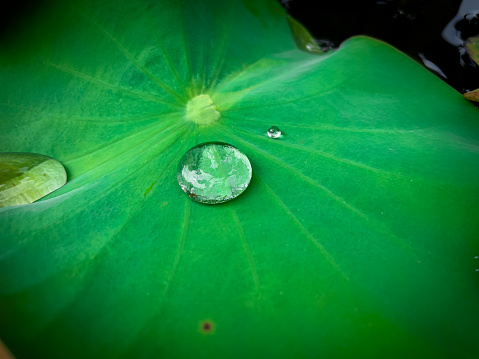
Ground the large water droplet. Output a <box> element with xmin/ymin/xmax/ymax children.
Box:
<box><xmin>177</xmin><ymin>142</ymin><xmax>252</xmax><ymax>204</ymax></box>
<box><xmin>267</xmin><ymin>126</ymin><xmax>282</xmax><ymax>139</ymax></box>
<box><xmin>0</xmin><ymin>152</ymin><xmax>67</xmax><ymax>208</ymax></box>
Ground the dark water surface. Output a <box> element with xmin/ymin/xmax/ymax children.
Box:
<box><xmin>280</xmin><ymin>0</ymin><xmax>479</xmax><ymax>96</ymax></box>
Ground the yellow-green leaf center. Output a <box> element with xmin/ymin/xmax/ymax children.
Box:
<box><xmin>185</xmin><ymin>94</ymin><xmax>220</xmax><ymax>126</ymax></box>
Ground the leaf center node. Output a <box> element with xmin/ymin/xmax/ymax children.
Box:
<box><xmin>185</xmin><ymin>94</ymin><xmax>220</xmax><ymax>126</ymax></box>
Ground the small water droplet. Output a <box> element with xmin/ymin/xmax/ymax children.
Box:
<box><xmin>474</xmin><ymin>255</ymin><xmax>479</xmax><ymax>259</ymax></box>
<box><xmin>177</xmin><ymin>142</ymin><xmax>252</xmax><ymax>204</ymax></box>
<box><xmin>476</xmin><ymin>268</ymin><xmax>479</xmax><ymax>272</ymax></box>
<box><xmin>267</xmin><ymin>126</ymin><xmax>282</xmax><ymax>139</ymax></box>
<box><xmin>0</xmin><ymin>152</ymin><xmax>67</xmax><ymax>208</ymax></box>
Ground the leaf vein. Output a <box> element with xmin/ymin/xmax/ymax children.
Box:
<box><xmin>217</xmin><ymin>128</ymin><xmax>369</xmax><ymax>220</ymax></box>
<box><xmin>45</xmin><ymin>62</ymin><xmax>182</xmax><ymax>108</ymax></box>
<box><xmin>256</xmin><ymin>176</ymin><xmax>349</xmax><ymax>280</ymax></box>
<box><xmin>230</xmin><ymin>208</ymin><xmax>261</xmax><ymax>295</ymax></box>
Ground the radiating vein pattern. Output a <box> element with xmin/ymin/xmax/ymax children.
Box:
<box><xmin>216</xmin><ymin>128</ymin><xmax>370</xmax><ymax>221</ymax></box>
<box><xmin>74</xmin><ymin>6</ymin><xmax>187</xmax><ymax>104</ymax></box>
<box><xmin>231</xmin><ymin>125</ymin><xmax>402</xmax><ymax>178</ymax></box>
<box><xmin>230</xmin><ymin>208</ymin><xmax>261</xmax><ymax>295</ymax></box>
<box><xmin>1</xmin><ymin>0</ymin><xmax>479</xmax><ymax>358</ymax></box>
<box><xmin>45</xmin><ymin>62</ymin><xmax>182</xmax><ymax>108</ymax></box>
<box><xmin>256</xmin><ymin>177</ymin><xmax>348</xmax><ymax>280</ymax></box>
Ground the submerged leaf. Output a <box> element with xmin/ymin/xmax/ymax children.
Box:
<box><xmin>0</xmin><ymin>0</ymin><xmax>479</xmax><ymax>358</ymax></box>
<box><xmin>464</xmin><ymin>88</ymin><xmax>479</xmax><ymax>102</ymax></box>
<box><xmin>466</xmin><ymin>34</ymin><xmax>479</xmax><ymax>66</ymax></box>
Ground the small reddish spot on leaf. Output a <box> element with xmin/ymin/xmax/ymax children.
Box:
<box><xmin>199</xmin><ymin>320</ymin><xmax>215</xmax><ymax>335</ymax></box>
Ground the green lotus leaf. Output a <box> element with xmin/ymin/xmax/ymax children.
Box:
<box><xmin>1</xmin><ymin>0</ymin><xmax>479</xmax><ymax>358</ymax></box>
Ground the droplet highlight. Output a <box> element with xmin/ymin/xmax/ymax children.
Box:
<box><xmin>0</xmin><ymin>152</ymin><xmax>67</xmax><ymax>208</ymax></box>
<box><xmin>177</xmin><ymin>142</ymin><xmax>252</xmax><ymax>204</ymax></box>
<box><xmin>267</xmin><ymin>126</ymin><xmax>282</xmax><ymax>139</ymax></box>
